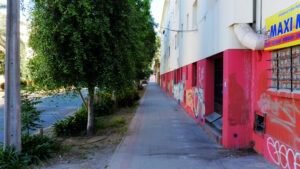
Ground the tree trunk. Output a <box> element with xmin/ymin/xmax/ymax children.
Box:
<box><xmin>87</xmin><ymin>86</ymin><xmax>95</xmax><ymax>136</ymax></box>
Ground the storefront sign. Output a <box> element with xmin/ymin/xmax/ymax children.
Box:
<box><xmin>265</xmin><ymin>2</ymin><xmax>300</xmax><ymax>51</ymax></box>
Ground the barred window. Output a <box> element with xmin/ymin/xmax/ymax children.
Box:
<box><xmin>271</xmin><ymin>46</ymin><xmax>300</xmax><ymax>91</ymax></box>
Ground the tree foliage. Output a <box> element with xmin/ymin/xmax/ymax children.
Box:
<box><xmin>0</xmin><ymin>51</ymin><xmax>4</xmax><ymax>75</ymax></box>
<box><xmin>21</xmin><ymin>95</ymin><xmax>42</xmax><ymax>135</ymax></box>
<box><xmin>30</xmin><ymin>0</ymin><xmax>111</xmax><ymax>89</ymax></box>
<box><xmin>29</xmin><ymin>0</ymin><xmax>157</xmax><ymax>135</ymax></box>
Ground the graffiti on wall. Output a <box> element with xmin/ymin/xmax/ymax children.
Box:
<box><xmin>193</xmin><ymin>88</ymin><xmax>205</xmax><ymax>119</ymax></box>
<box><xmin>186</xmin><ymin>89</ymin><xmax>194</xmax><ymax>108</ymax></box>
<box><xmin>173</xmin><ymin>81</ymin><xmax>185</xmax><ymax>102</ymax></box>
<box><xmin>258</xmin><ymin>93</ymin><xmax>300</xmax><ymax>137</ymax></box>
<box><xmin>167</xmin><ymin>80</ymin><xmax>173</xmax><ymax>94</ymax></box>
<box><xmin>185</xmin><ymin>88</ymin><xmax>205</xmax><ymax>119</ymax></box>
<box><xmin>193</xmin><ymin>67</ymin><xmax>205</xmax><ymax>119</ymax></box>
<box><xmin>267</xmin><ymin>137</ymin><xmax>300</xmax><ymax>169</ymax></box>
<box><xmin>258</xmin><ymin>93</ymin><xmax>300</xmax><ymax>168</ymax></box>
<box><xmin>185</xmin><ymin>67</ymin><xmax>206</xmax><ymax>119</ymax></box>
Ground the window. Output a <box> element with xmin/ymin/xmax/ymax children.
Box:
<box><xmin>175</xmin><ymin>69</ymin><xmax>181</xmax><ymax>84</ymax></box>
<box><xmin>174</xmin><ymin>71</ymin><xmax>177</xmax><ymax>84</ymax></box>
<box><xmin>178</xmin><ymin>69</ymin><xmax>181</xmax><ymax>82</ymax></box>
<box><xmin>175</xmin><ymin>33</ymin><xmax>179</xmax><ymax>49</ymax></box>
<box><xmin>186</xmin><ymin>66</ymin><xmax>188</xmax><ymax>81</ymax></box>
<box><xmin>192</xmin><ymin>0</ymin><xmax>198</xmax><ymax>28</ymax></box>
<box><xmin>180</xmin><ymin>68</ymin><xmax>183</xmax><ymax>82</ymax></box>
<box><xmin>254</xmin><ymin>114</ymin><xmax>266</xmax><ymax>134</ymax></box>
<box><xmin>186</xmin><ymin>14</ymin><xmax>189</xmax><ymax>30</ymax></box>
<box><xmin>271</xmin><ymin>46</ymin><xmax>300</xmax><ymax>91</ymax></box>
<box><xmin>175</xmin><ymin>34</ymin><xmax>177</xmax><ymax>49</ymax></box>
<box><xmin>192</xmin><ymin>62</ymin><xmax>197</xmax><ymax>86</ymax></box>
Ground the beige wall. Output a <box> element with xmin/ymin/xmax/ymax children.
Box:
<box><xmin>160</xmin><ymin>0</ymin><xmax>300</xmax><ymax>74</ymax></box>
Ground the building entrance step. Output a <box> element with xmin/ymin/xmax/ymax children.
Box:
<box><xmin>204</xmin><ymin>122</ymin><xmax>222</xmax><ymax>144</ymax></box>
<box><xmin>212</xmin><ymin>118</ymin><xmax>223</xmax><ymax>132</ymax></box>
<box><xmin>205</xmin><ymin>112</ymin><xmax>222</xmax><ymax>123</ymax></box>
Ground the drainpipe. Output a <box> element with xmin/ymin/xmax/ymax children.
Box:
<box><xmin>233</xmin><ymin>23</ymin><xmax>265</xmax><ymax>50</ymax></box>
<box><xmin>233</xmin><ymin>0</ymin><xmax>264</xmax><ymax>50</ymax></box>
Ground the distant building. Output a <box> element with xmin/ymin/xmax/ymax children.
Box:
<box><xmin>153</xmin><ymin>58</ymin><xmax>160</xmax><ymax>84</ymax></box>
<box><xmin>160</xmin><ymin>0</ymin><xmax>300</xmax><ymax>168</ymax></box>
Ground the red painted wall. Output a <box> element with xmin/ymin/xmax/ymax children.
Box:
<box><xmin>223</xmin><ymin>50</ymin><xmax>253</xmax><ymax>149</ymax></box>
<box><xmin>161</xmin><ymin>50</ymin><xmax>253</xmax><ymax>148</ymax></box>
<box><xmin>160</xmin><ymin>58</ymin><xmax>214</xmax><ymax>124</ymax></box>
<box><xmin>252</xmin><ymin>50</ymin><xmax>300</xmax><ymax>169</ymax></box>
<box><xmin>160</xmin><ymin>48</ymin><xmax>300</xmax><ymax>168</ymax></box>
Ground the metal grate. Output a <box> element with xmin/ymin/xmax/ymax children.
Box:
<box><xmin>269</xmin><ymin>46</ymin><xmax>300</xmax><ymax>91</ymax></box>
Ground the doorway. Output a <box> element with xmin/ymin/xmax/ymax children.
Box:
<box><xmin>205</xmin><ymin>56</ymin><xmax>223</xmax><ymax>134</ymax></box>
<box><xmin>214</xmin><ymin>58</ymin><xmax>223</xmax><ymax>115</ymax></box>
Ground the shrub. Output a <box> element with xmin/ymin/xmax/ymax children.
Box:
<box><xmin>0</xmin><ymin>135</ymin><xmax>59</xmax><ymax>169</ymax></box>
<box><xmin>0</xmin><ymin>147</ymin><xmax>29</xmax><ymax>169</ymax></box>
<box><xmin>116</xmin><ymin>88</ymin><xmax>140</xmax><ymax>107</ymax></box>
<box><xmin>94</xmin><ymin>91</ymin><xmax>115</xmax><ymax>116</ymax></box>
<box><xmin>53</xmin><ymin>107</ymin><xmax>87</xmax><ymax>137</ymax></box>
<box><xmin>22</xmin><ymin>134</ymin><xmax>60</xmax><ymax>164</ymax></box>
<box><xmin>21</xmin><ymin>95</ymin><xmax>42</xmax><ymax>135</ymax></box>
<box><xmin>94</xmin><ymin>100</ymin><xmax>114</xmax><ymax>116</ymax></box>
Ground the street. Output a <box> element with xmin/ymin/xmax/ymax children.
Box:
<box><xmin>0</xmin><ymin>90</ymin><xmax>87</xmax><ymax>142</ymax></box>
<box><xmin>108</xmin><ymin>83</ymin><xmax>276</xmax><ymax>169</ymax></box>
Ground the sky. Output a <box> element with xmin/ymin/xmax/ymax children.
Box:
<box><xmin>151</xmin><ymin>0</ymin><xmax>165</xmax><ymax>27</ymax></box>
<box><xmin>0</xmin><ymin>0</ymin><xmax>165</xmax><ymax>29</ymax></box>
<box><xmin>0</xmin><ymin>0</ymin><xmax>31</xmax><ymax>21</ymax></box>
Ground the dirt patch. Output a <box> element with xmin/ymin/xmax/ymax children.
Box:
<box><xmin>36</xmin><ymin>89</ymin><xmax>146</xmax><ymax>169</ymax></box>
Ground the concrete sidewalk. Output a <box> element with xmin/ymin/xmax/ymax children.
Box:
<box><xmin>108</xmin><ymin>83</ymin><xmax>276</xmax><ymax>169</ymax></box>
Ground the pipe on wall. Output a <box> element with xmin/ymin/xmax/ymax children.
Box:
<box><xmin>233</xmin><ymin>23</ymin><xmax>265</xmax><ymax>50</ymax></box>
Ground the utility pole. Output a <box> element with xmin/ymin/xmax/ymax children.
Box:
<box><xmin>4</xmin><ymin>0</ymin><xmax>21</xmax><ymax>151</ymax></box>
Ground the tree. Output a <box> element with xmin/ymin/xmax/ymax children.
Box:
<box><xmin>0</xmin><ymin>13</ymin><xmax>29</xmax><ymax>77</ymax></box>
<box><xmin>29</xmin><ymin>0</ymin><xmax>158</xmax><ymax>135</ymax></box>
<box><xmin>0</xmin><ymin>14</ymin><xmax>6</xmax><ymax>75</ymax></box>
<box><xmin>103</xmin><ymin>0</ymin><xmax>157</xmax><ymax>93</ymax></box>
<box><xmin>29</xmin><ymin>0</ymin><xmax>111</xmax><ymax>135</ymax></box>
<box><xmin>129</xmin><ymin>0</ymin><xmax>157</xmax><ymax>81</ymax></box>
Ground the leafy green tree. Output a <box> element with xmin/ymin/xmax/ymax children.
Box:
<box><xmin>103</xmin><ymin>0</ymin><xmax>157</xmax><ymax>93</ymax></box>
<box><xmin>129</xmin><ymin>0</ymin><xmax>157</xmax><ymax>81</ymax></box>
<box><xmin>29</xmin><ymin>0</ymin><xmax>111</xmax><ymax>135</ymax></box>
<box><xmin>0</xmin><ymin>14</ymin><xmax>5</xmax><ymax>75</ymax></box>
<box><xmin>102</xmin><ymin>0</ymin><xmax>135</xmax><ymax>93</ymax></box>
<box><xmin>0</xmin><ymin>13</ymin><xmax>29</xmax><ymax>77</ymax></box>
<box><xmin>29</xmin><ymin>0</ymin><xmax>157</xmax><ymax>135</ymax></box>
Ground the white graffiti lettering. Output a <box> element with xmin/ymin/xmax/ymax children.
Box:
<box><xmin>267</xmin><ymin>137</ymin><xmax>300</xmax><ymax>169</ymax></box>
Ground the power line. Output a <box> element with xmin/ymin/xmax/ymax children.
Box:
<box><xmin>160</xmin><ymin>26</ymin><xmax>198</xmax><ymax>33</ymax></box>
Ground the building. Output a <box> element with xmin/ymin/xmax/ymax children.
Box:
<box><xmin>160</xmin><ymin>0</ymin><xmax>300</xmax><ymax>168</ymax></box>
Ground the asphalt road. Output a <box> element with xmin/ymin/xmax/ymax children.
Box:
<box><xmin>0</xmin><ymin>89</ymin><xmax>87</xmax><ymax>142</ymax></box>
<box><xmin>108</xmin><ymin>83</ymin><xmax>276</xmax><ymax>169</ymax></box>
